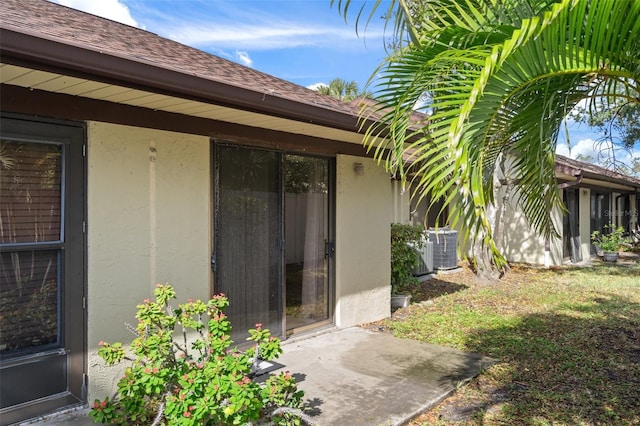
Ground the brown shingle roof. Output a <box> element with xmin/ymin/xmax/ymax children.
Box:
<box><xmin>555</xmin><ymin>154</ymin><xmax>640</xmax><ymax>187</ymax></box>
<box><xmin>0</xmin><ymin>0</ymin><xmax>362</xmax><ymax>120</ymax></box>
<box><xmin>6</xmin><ymin>2</ymin><xmax>634</xmax><ymax>187</ymax></box>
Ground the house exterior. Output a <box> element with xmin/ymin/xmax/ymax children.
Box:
<box><xmin>494</xmin><ymin>154</ymin><xmax>638</xmax><ymax>266</ymax></box>
<box><xmin>550</xmin><ymin>155</ymin><xmax>639</xmax><ymax>264</ymax></box>
<box><xmin>0</xmin><ymin>1</ymin><xmax>395</xmax><ymax>423</ymax></box>
<box><xmin>397</xmin><ymin>154</ymin><xmax>640</xmax><ymax>267</ymax></box>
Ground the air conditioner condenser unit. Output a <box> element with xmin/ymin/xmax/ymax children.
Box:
<box><xmin>427</xmin><ymin>229</ymin><xmax>458</xmax><ymax>270</ymax></box>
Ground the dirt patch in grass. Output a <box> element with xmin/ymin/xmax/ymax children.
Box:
<box><xmin>383</xmin><ymin>261</ymin><xmax>640</xmax><ymax>425</ymax></box>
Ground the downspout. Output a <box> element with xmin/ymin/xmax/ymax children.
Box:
<box><xmin>548</xmin><ymin>171</ymin><xmax>583</xmax><ymax>268</ymax></box>
<box><xmin>557</xmin><ymin>172</ymin><xmax>583</xmax><ymax>190</ymax></box>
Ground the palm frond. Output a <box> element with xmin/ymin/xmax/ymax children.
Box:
<box><xmin>351</xmin><ymin>0</ymin><xmax>640</xmax><ymax>268</ymax></box>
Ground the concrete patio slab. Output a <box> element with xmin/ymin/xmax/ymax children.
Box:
<box><xmin>20</xmin><ymin>327</ymin><xmax>494</xmax><ymax>426</ymax></box>
<box><xmin>275</xmin><ymin>327</ymin><xmax>494</xmax><ymax>425</ymax></box>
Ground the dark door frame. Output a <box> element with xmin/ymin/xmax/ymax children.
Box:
<box><xmin>283</xmin><ymin>153</ymin><xmax>335</xmax><ymax>336</ymax></box>
<box><xmin>0</xmin><ymin>113</ymin><xmax>87</xmax><ymax>425</ymax></box>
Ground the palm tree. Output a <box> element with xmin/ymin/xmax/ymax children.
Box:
<box><xmin>334</xmin><ymin>0</ymin><xmax>640</xmax><ymax>277</ymax></box>
<box><xmin>316</xmin><ymin>78</ymin><xmax>370</xmax><ymax>101</ymax></box>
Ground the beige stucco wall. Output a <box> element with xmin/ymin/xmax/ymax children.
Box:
<box><xmin>86</xmin><ymin>122</ymin><xmax>210</xmax><ymax>398</ymax></box>
<box><xmin>390</xmin><ymin>174</ymin><xmax>571</xmax><ymax>267</ymax></box>
<box><xmin>390</xmin><ymin>179</ymin><xmax>411</xmax><ymax>224</ymax></box>
<box><xmin>549</xmin><ymin>199</ymin><xmax>564</xmax><ymax>265</ymax></box>
<box><xmin>496</xmin><ymin>186</ymin><xmax>566</xmax><ymax>266</ymax></box>
<box><xmin>335</xmin><ymin>155</ymin><xmax>391</xmax><ymax>327</ymax></box>
<box><xmin>496</xmin><ymin>193</ymin><xmax>546</xmax><ymax>265</ymax></box>
<box><xmin>500</xmin><ymin>186</ymin><xmax>596</xmax><ymax>267</ymax></box>
<box><xmin>84</xmin><ymin>136</ymin><xmax>393</xmax><ymax>399</ymax></box>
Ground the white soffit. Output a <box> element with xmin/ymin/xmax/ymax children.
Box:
<box><xmin>557</xmin><ymin>171</ymin><xmax>637</xmax><ymax>192</ymax></box>
<box><xmin>581</xmin><ymin>177</ymin><xmax>637</xmax><ymax>192</ymax></box>
<box><xmin>0</xmin><ymin>63</ymin><xmax>365</xmax><ymax>144</ymax></box>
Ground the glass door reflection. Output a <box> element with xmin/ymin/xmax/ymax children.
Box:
<box><xmin>284</xmin><ymin>155</ymin><xmax>331</xmax><ymax>333</ymax></box>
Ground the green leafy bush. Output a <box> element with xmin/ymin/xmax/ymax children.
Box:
<box><xmin>591</xmin><ymin>225</ymin><xmax>629</xmax><ymax>253</ymax></box>
<box><xmin>89</xmin><ymin>284</ymin><xmax>305</xmax><ymax>425</ymax></box>
<box><xmin>390</xmin><ymin>223</ymin><xmax>425</xmax><ymax>294</ymax></box>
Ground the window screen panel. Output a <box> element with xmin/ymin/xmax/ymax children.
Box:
<box><xmin>0</xmin><ymin>141</ymin><xmax>62</xmax><ymax>244</ymax></box>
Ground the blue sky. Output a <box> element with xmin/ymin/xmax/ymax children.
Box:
<box><xmin>50</xmin><ymin>0</ymin><xmax>638</xmax><ymax>170</ymax></box>
<box><xmin>52</xmin><ymin>0</ymin><xmax>389</xmax><ymax>91</ymax></box>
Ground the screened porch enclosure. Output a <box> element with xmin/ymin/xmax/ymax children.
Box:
<box><xmin>214</xmin><ymin>145</ymin><xmax>333</xmax><ymax>342</ymax></box>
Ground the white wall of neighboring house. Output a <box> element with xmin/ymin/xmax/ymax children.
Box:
<box><xmin>86</xmin><ymin>122</ymin><xmax>211</xmax><ymax>398</ymax></box>
<box><xmin>499</xmin><ymin>186</ymin><xmax>597</xmax><ymax>267</ymax></box>
<box><xmin>504</xmin><ymin>185</ymin><xmax>638</xmax><ymax>267</ymax></box>
<box><xmin>388</xmin><ymin>175</ymin><xmax>606</xmax><ymax>267</ymax></box>
<box><xmin>335</xmin><ymin>154</ymin><xmax>392</xmax><ymax>328</ymax></box>
<box><xmin>498</xmin><ymin>197</ymin><xmax>549</xmax><ymax>265</ymax></box>
<box><xmin>549</xmin><ymin>202</ymin><xmax>564</xmax><ymax>266</ymax></box>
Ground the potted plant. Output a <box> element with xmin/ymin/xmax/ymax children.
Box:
<box><xmin>591</xmin><ymin>225</ymin><xmax>629</xmax><ymax>262</ymax></box>
<box><xmin>390</xmin><ymin>223</ymin><xmax>425</xmax><ymax>308</ymax></box>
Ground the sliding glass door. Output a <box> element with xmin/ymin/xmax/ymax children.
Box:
<box><xmin>284</xmin><ymin>155</ymin><xmax>331</xmax><ymax>334</ymax></box>
<box><xmin>213</xmin><ymin>145</ymin><xmax>333</xmax><ymax>342</ymax></box>
<box><xmin>214</xmin><ymin>146</ymin><xmax>283</xmax><ymax>341</ymax></box>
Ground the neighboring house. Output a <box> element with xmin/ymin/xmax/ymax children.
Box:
<box><xmin>392</xmin><ymin>154</ymin><xmax>640</xmax><ymax>267</ymax></box>
<box><xmin>0</xmin><ymin>1</ymin><xmax>395</xmax><ymax>423</ymax></box>
<box><xmin>550</xmin><ymin>155</ymin><xmax>639</xmax><ymax>264</ymax></box>
<box><xmin>499</xmin><ymin>154</ymin><xmax>639</xmax><ymax>266</ymax></box>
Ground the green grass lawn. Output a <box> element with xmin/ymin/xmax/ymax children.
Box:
<box><xmin>387</xmin><ymin>263</ymin><xmax>640</xmax><ymax>426</ymax></box>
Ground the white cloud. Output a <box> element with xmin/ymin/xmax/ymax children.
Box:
<box><xmin>307</xmin><ymin>82</ymin><xmax>328</xmax><ymax>91</ymax></box>
<box><xmin>556</xmin><ymin>138</ymin><xmax>598</xmax><ymax>159</ymax></box>
<box><xmin>557</xmin><ymin>137</ymin><xmax>640</xmax><ymax>174</ymax></box>
<box><xmin>137</xmin><ymin>1</ymin><xmax>384</xmax><ymax>51</ymax></box>
<box><xmin>52</xmin><ymin>0</ymin><xmax>138</xmax><ymax>27</ymax></box>
<box><xmin>235</xmin><ymin>51</ymin><xmax>253</xmax><ymax>67</ymax></box>
<box><xmin>166</xmin><ymin>24</ymin><xmax>366</xmax><ymax>50</ymax></box>
<box><xmin>207</xmin><ymin>47</ymin><xmax>233</xmax><ymax>60</ymax></box>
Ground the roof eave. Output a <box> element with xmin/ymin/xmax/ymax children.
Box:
<box><xmin>0</xmin><ymin>27</ymin><xmax>375</xmax><ymax>134</ymax></box>
<box><xmin>555</xmin><ymin>161</ymin><xmax>640</xmax><ymax>192</ymax></box>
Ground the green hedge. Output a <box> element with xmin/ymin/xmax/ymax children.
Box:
<box><xmin>391</xmin><ymin>223</ymin><xmax>424</xmax><ymax>294</ymax></box>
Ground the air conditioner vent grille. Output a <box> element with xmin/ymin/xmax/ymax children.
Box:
<box><xmin>427</xmin><ymin>229</ymin><xmax>458</xmax><ymax>270</ymax></box>
<box><xmin>414</xmin><ymin>239</ymin><xmax>433</xmax><ymax>276</ymax></box>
